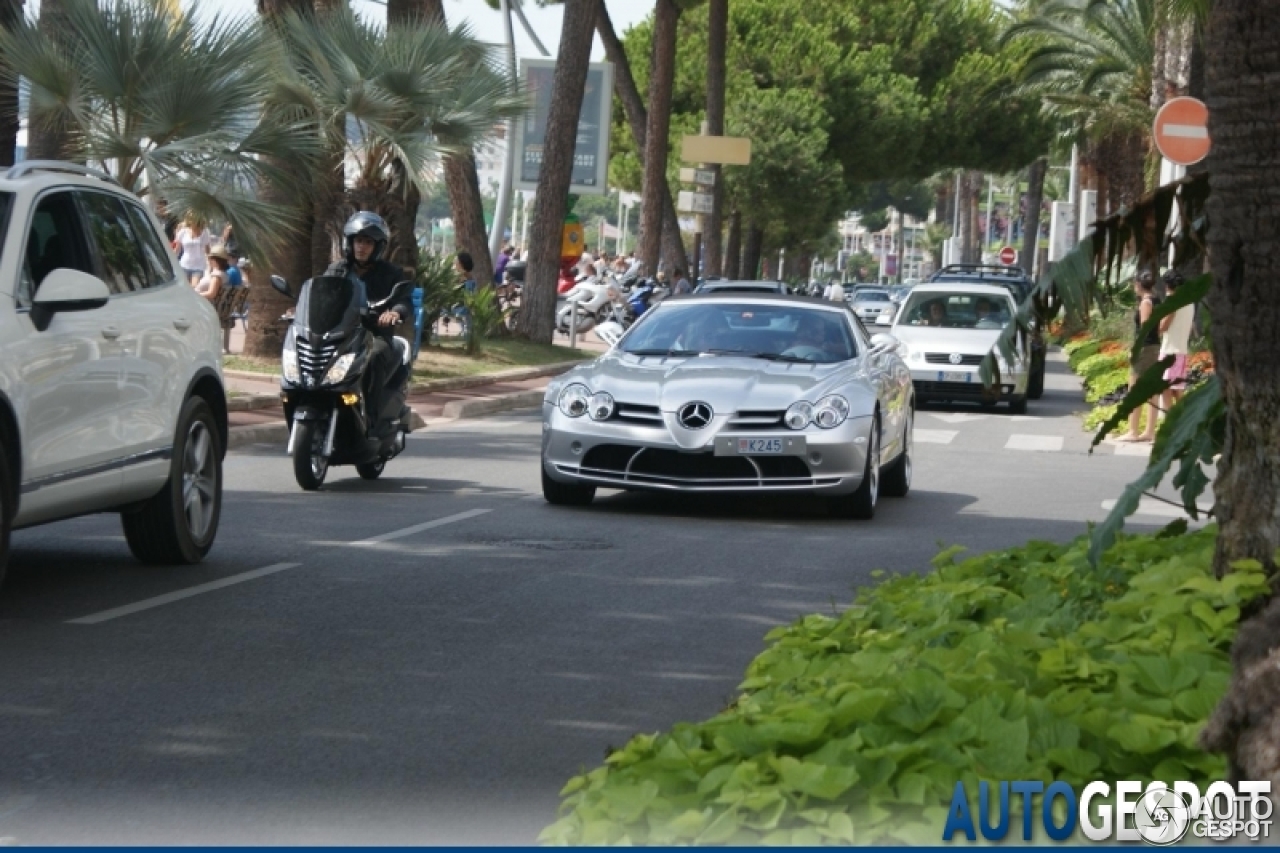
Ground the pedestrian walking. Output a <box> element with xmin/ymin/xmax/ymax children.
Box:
<box><xmin>1158</xmin><ymin>271</ymin><xmax>1195</xmax><ymax>410</ymax></box>
<box><xmin>1119</xmin><ymin>271</ymin><xmax>1162</xmax><ymax>442</ymax></box>
<box><xmin>493</xmin><ymin>244</ymin><xmax>513</xmax><ymax>285</ymax></box>
<box><xmin>672</xmin><ymin>268</ymin><xmax>693</xmax><ymax>295</ymax></box>
<box><xmin>174</xmin><ymin>215</ymin><xmax>212</xmax><ymax>286</ymax></box>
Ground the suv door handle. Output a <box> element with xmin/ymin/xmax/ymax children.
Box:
<box><xmin>173</xmin><ymin>317</ymin><xmax>191</xmax><ymax>331</ymax></box>
<box><xmin>101</xmin><ymin>325</ymin><xmax>122</xmax><ymax>340</ymax></box>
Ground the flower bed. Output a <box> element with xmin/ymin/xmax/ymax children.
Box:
<box><xmin>541</xmin><ymin>525</ymin><xmax>1265</xmax><ymax>846</ymax></box>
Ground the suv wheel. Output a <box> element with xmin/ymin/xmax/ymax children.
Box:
<box><xmin>0</xmin><ymin>447</ymin><xmax>12</xmax><ymax>589</ymax></box>
<box><xmin>122</xmin><ymin>397</ymin><xmax>222</xmax><ymax>564</ymax></box>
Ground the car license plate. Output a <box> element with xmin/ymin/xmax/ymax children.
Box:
<box><xmin>938</xmin><ymin>371</ymin><xmax>971</xmax><ymax>383</ymax></box>
<box><xmin>739</xmin><ymin>438</ymin><xmax>783</xmax><ymax>454</ymax></box>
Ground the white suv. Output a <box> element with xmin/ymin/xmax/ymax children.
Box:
<box><xmin>0</xmin><ymin>162</ymin><xmax>227</xmax><ymax>589</ymax></box>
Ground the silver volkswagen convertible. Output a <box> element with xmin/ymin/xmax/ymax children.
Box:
<box><xmin>540</xmin><ymin>294</ymin><xmax>914</xmax><ymax>519</ymax></box>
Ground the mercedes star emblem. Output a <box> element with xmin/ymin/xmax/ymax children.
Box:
<box><xmin>677</xmin><ymin>402</ymin><xmax>713</xmax><ymax>430</ymax></box>
<box><xmin>949</xmin><ymin>352</ymin><xmax>964</xmax><ymax>365</ymax></box>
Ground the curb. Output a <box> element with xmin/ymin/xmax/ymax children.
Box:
<box><xmin>227</xmin><ymin>393</ymin><xmax>281</xmax><ymax>412</ymax></box>
<box><xmin>440</xmin><ymin>389</ymin><xmax>546</xmax><ymax>420</ymax></box>
<box><xmin>408</xmin><ymin>360</ymin><xmax>584</xmax><ymax>392</ymax></box>
<box><xmin>227</xmin><ymin>421</ymin><xmax>289</xmax><ymax>450</ymax></box>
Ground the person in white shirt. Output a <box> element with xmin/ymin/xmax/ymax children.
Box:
<box><xmin>174</xmin><ymin>216</ymin><xmax>212</xmax><ymax>285</ymax></box>
<box><xmin>1158</xmin><ymin>271</ymin><xmax>1196</xmax><ymax>408</ymax></box>
<box><xmin>577</xmin><ymin>246</ymin><xmax>596</xmax><ymax>277</ymax></box>
<box><xmin>826</xmin><ymin>280</ymin><xmax>845</xmax><ymax>302</ymax></box>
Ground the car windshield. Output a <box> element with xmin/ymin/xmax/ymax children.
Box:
<box><xmin>621</xmin><ymin>303</ymin><xmax>857</xmax><ymax>363</ymax></box>
<box><xmin>853</xmin><ymin>290</ymin><xmax>890</xmax><ymax>303</ymax></box>
<box><xmin>900</xmin><ymin>292</ymin><xmax>1011</xmax><ymax>329</ymax></box>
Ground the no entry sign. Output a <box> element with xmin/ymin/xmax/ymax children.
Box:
<box><xmin>998</xmin><ymin>246</ymin><xmax>1018</xmax><ymax>266</ymax></box>
<box><xmin>1154</xmin><ymin>97</ymin><xmax>1211</xmax><ymax>166</ymax></box>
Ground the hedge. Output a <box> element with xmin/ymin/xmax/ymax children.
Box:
<box><xmin>541</xmin><ymin>525</ymin><xmax>1268</xmax><ymax>846</ymax></box>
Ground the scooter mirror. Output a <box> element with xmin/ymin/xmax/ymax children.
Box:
<box><xmin>270</xmin><ymin>275</ymin><xmax>293</xmax><ymax>299</ymax></box>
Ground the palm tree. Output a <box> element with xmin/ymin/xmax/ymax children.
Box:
<box><xmin>1196</xmin><ymin>0</ymin><xmax>1280</xmax><ymax>785</ymax></box>
<box><xmin>0</xmin><ymin>0</ymin><xmax>20</xmax><ymax>166</ymax></box>
<box><xmin>1005</xmin><ymin>0</ymin><xmax>1157</xmax><ymax>212</ymax></box>
<box><xmin>263</xmin><ymin>6</ymin><xmax>523</xmax><ymax>269</ymax></box>
<box><xmin>0</xmin><ymin>0</ymin><xmax>306</xmax><ymax>244</ymax></box>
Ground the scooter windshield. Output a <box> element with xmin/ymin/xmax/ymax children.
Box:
<box><xmin>299</xmin><ymin>275</ymin><xmax>361</xmax><ymax>335</ymax></box>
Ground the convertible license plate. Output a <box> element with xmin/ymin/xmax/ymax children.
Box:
<box><xmin>716</xmin><ymin>436</ymin><xmax>806</xmax><ymax>456</ymax></box>
<box><xmin>938</xmin><ymin>371</ymin><xmax>972</xmax><ymax>383</ymax></box>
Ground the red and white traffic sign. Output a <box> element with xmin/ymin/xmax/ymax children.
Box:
<box><xmin>1154</xmin><ymin>97</ymin><xmax>1211</xmax><ymax>166</ymax></box>
<box><xmin>998</xmin><ymin>246</ymin><xmax>1018</xmax><ymax>266</ymax></box>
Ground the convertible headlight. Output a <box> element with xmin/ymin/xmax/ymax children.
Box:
<box><xmin>812</xmin><ymin>395</ymin><xmax>850</xmax><ymax>429</ymax></box>
<box><xmin>588</xmin><ymin>391</ymin><xmax>615</xmax><ymax>421</ymax></box>
<box><xmin>282</xmin><ymin>347</ymin><xmax>300</xmax><ymax>383</ymax></box>
<box><xmin>324</xmin><ymin>353</ymin><xmax>357</xmax><ymax>384</ymax></box>
<box><xmin>784</xmin><ymin>401</ymin><xmax>814</xmax><ymax>430</ymax></box>
<box><xmin>558</xmin><ymin>383</ymin><xmax>592</xmax><ymax>418</ymax></box>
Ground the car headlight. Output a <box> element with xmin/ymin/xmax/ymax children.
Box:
<box><xmin>558</xmin><ymin>383</ymin><xmax>592</xmax><ymax>418</ymax></box>
<box><xmin>324</xmin><ymin>353</ymin><xmax>357</xmax><ymax>384</ymax></box>
<box><xmin>282</xmin><ymin>347</ymin><xmax>300</xmax><ymax>383</ymax></box>
<box><xmin>784</xmin><ymin>401</ymin><xmax>813</xmax><ymax>430</ymax></box>
<box><xmin>812</xmin><ymin>395</ymin><xmax>850</xmax><ymax>429</ymax></box>
<box><xmin>588</xmin><ymin>391</ymin><xmax>615</xmax><ymax>421</ymax></box>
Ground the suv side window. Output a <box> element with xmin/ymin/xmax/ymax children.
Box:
<box><xmin>17</xmin><ymin>191</ymin><xmax>96</xmax><ymax>308</ymax></box>
<box><xmin>77</xmin><ymin>191</ymin><xmax>154</xmax><ymax>294</ymax></box>
<box><xmin>125</xmin><ymin>202</ymin><xmax>178</xmax><ymax>287</ymax></box>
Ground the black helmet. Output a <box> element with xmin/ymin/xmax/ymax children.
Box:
<box><xmin>343</xmin><ymin>211</ymin><xmax>389</xmax><ymax>263</ymax></box>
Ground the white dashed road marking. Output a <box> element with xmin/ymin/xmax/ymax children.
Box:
<box><xmin>1111</xmin><ymin>442</ymin><xmax>1153</xmax><ymax>457</ymax></box>
<box><xmin>1101</xmin><ymin>498</ymin><xmax>1210</xmax><ymax>518</ymax></box>
<box><xmin>925</xmin><ymin>413</ymin><xmax>990</xmax><ymax>424</ymax></box>
<box><xmin>914</xmin><ymin>429</ymin><xmax>959</xmax><ymax>445</ymax></box>
<box><xmin>347</xmin><ymin>508</ymin><xmax>492</xmax><ymax>547</ymax></box>
<box><xmin>67</xmin><ymin>563</ymin><xmax>302</xmax><ymax>625</ymax></box>
<box><xmin>1005</xmin><ymin>435</ymin><xmax>1064</xmax><ymax>452</ymax></box>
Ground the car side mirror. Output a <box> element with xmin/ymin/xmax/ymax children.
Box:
<box><xmin>270</xmin><ymin>274</ymin><xmax>293</xmax><ymax>299</ymax></box>
<box><xmin>869</xmin><ymin>333</ymin><xmax>899</xmax><ymax>355</ymax></box>
<box><xmin>30</xmin><ymin>269</ymin><xmax>111</xmax><ymax>332</ymax></box>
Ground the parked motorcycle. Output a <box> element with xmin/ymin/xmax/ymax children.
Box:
<box><xmin>556</xmin><ymin>277</ymin><xmax>619</xmax><ymax>335</ymax></box>
<box><xmin>271</xmin><ymin>274</ymin><xmax>416</xmax><ymax>491</ymax></box>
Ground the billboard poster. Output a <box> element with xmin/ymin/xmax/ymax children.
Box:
<box><xmin>513</xmin><ymin>59</ymin><xmax>613</xmax><ymax>195</ymax></box>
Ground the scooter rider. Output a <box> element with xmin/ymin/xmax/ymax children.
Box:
<box><xmin>326</xmin><ymin>212</ymin><xmax>412</xmax><ymax>435</ymax></box>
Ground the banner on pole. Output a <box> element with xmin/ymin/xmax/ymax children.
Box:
<box><xmin>513</xmin><ymin>59</ymin><xmax>613</xmax><ymax>195</ymax></box>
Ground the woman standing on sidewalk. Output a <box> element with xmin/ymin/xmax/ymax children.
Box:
<box><xmin>1119</xmin><ymin>271</ymin><xmax>1162</xmax><ymax>442</ymax></box>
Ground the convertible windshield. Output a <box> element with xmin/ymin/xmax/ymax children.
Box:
<box><xmin>900</xmin><ymin>292</ymin><xmax>1012</xmax><ymax>330</ymax></box>
<box><xmin>621</xmin><ymin>303</ymin><xmax>856</xmax><ymax>363</ymax></box>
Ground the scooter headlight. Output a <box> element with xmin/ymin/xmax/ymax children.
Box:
<box><xmin>812</xmin><ymin>395</ymin><xmax>850</xmax><ymax>429</ymax></box>
<box><xmin>588</xmin><ymin>391</ymin><xmax>615</xmax><ymax>421</ymax></box>
<box><xmin>558</xmin><ymin>383</ymin><xmax>592</xmax><ymax>418</ymax></box>
<box><xmin>324</xmin><ymin>353</ymin><xmax>357</xmax><ymax>384</ymax></box>
<box><xmin>784</xmin><ymin>401</ymin><xmax>814</xmax><ymax>430</ymax></box>
<box><xmin>282</xmin><ymin>346</ymin><xmax>300</xmax><ymax>383</ymax></box>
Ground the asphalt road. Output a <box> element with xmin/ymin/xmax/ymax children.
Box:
<box><xmin>0</xmin><ymin>355</ymin><xmax>1179</xmax><ymax>844</ymax></box>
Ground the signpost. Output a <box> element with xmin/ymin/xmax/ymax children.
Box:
<box><xmin>998</xmin><ymin>246</ymin><xmax>1018</xmax><ymax>266</ymax></box>
<box><xmin>680</xmin><ymin>135</ymin><xmax>751</xmax><ymax>278</ymax></box>
<box><xmin>512</xmin><ymin>59</ymin><xmax>614</xmax><ymax>194</ymax></box>
<box><xmin>1153</xmin><ymin>96</ymin><xmax>1211</xmax><ymax>166</ymax></box>
<box><xmin>677</xmin><ymin>190</ymin><xmax>715</xmax><ymax>215</ymax></box>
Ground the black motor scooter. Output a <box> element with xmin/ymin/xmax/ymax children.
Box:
<box><xmin>271</xmin><ymin>274</ymin><xmax>416</xmax><ymax>490</ymax></box>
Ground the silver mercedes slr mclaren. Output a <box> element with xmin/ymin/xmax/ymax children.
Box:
<box><xmin>540</xmin><ymin>293</ymin><xmax>915</xmax><ymax>519</ymax></box>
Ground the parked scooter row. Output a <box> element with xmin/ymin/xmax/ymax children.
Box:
<box><xmin>556</xmin><ymin>270</ymin><xmax>669</xmax><ymax>338</ymax></box>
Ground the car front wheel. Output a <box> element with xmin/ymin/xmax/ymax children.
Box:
<box><xmin>829</xmin><ymin>416</ymin><xmax>879</xmax><ymax>520</ymax></box>
<box><xmin>881</xmin><ymin>409</ymin><xmax>912</xmax><ymax>498</ymax></box>
<box><xmin>0</xmin><ymin>445</ymin><xmax>12</xmax><ymax>589</ymax></box>
<box><xmin>542</xmin><ymin>466</ymin><xmax>596</xmax><ymax>506</ymax></box>
<box><xmin>122</xmin><ymin>396</ymin><xmax>222</xmax><ymax>565</ymax></box>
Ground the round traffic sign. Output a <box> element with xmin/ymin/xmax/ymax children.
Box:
<box><xmin>998</xmin><ymin>246</ymin><xmax>1018</xmax><ymax>266</ymax></box>
<box><xmin>1154</xmin><ymin>97</ymin><xmax>1210</xmax><ymax>166</ymax></box>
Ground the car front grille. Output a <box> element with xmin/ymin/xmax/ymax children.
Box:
<box><xmin>916</xmin><ymin>380</ymin><xmax>1001</xmax><ymax>396</ymax></box>
<box><xmin>568</xmin><ymin>444</ymin><xmax>835</xmax><ymax>490</ymax></box>
<box><xmin>925</xmin><ymin>353</ymin><xmax>985</xmax><ymax>366</ymax></box>
<box><xmin>728</xmin><ymin>410</ymin><xmax>784</xmax><ymax>430</ymax></box>
<box><xmin>611</xmin><ymin>403</ymin><xmax>662</xmax><ymax>425</ymax></box>
<box><xmin>296</xmin><ymin>337</ymin><xmax>337</xmax><ymax>376</ymax></box>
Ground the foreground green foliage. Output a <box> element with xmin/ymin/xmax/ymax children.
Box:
<box><xmin>542</xmin><ymin>526</ymin><xmax>1267</xmax><ymax>846</ymax></box>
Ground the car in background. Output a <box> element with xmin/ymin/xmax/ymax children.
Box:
<box><xmin>925</xmin><ymin>264</ymin><xmax>1045</xmax><ymax>398</ymax></box>
<box><xmin>541</xmin><ymin>293</ymin><xmax>914</xmax><ymax>520</ymax></box>
<box><xmin>693</xmin><ymin>279</ymin><xmax>790</xmax><ymax>295</ymax></box>
<box><xmin>884</xmin><ymin>282</ymin><xmax>1029</xmax><ymax>413</ymax></box>
<box><xmin>848</xmin><ymin>285</ymin><xmax>895</xmax><ymax>323</ymax></box>
<box><xmin>0</xmin><ymin>161</ymin><xmax>227</xmax><ymax>592</ymax></box>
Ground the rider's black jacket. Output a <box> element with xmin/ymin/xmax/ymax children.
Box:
<box><xmin>325</xmin><ymin>256</ymin><xmax>412</xmax><ymax>340</ymax></box>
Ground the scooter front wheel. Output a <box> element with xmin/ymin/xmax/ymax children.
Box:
<box><xmin>292</xmin><ymin>420</ymin><xmax>329</xmax><ymax>490</ymax></box>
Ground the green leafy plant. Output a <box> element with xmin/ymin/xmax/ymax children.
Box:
<box><xmin>460</xmin><ymin>286</ymin><xmax>503</xmax><ymax>356</ymax></box>
<box><xmin>414</xmin><ymin>251</ymin><xmax>463</xmax><ymax>344</ymax></box>
<box><xmin>542</xmin><ymin>526</ymin><xmax>1268</xmax><ymax>846</ymax></box>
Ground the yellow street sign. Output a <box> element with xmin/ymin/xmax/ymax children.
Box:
<box><xmin>681</xmin><ymin>136</ymin><xmax>752</xmax><ymax>166</ymax></box>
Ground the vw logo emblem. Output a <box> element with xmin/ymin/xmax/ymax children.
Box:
<box><xmin>677</xmin><ymin>402</ymin><xmax>713</xmax><ymax>430</ymax></box>
<box><xmin>949</xmin><ymin>352</ymin><xmax>964</xmax><ymax>365</ymax></box>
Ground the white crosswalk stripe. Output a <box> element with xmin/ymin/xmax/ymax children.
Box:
<box><xmin>1005</xmin><ymin>434</ymin><xmax>1064</xmax><ymax>452</ymax></box>
<box><xmin>914</xmin><ymin>429</ymin><xmax>958</xmax><ymax>445</ymax></box>
<box><xmin>1111</xmin><ymin>442</ymin><xmax>1153</xmax><ymax>456</ymax></box>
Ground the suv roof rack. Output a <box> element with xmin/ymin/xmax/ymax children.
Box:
<box><xmin>929</xmin><ymin>264</ymin><xmax>1029</xmax><ymax>281</ymax></box>
<box><xmin>4</xmin><ymin>160</ymin><xmax>120</xmax><ymax>186</ymax></box>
